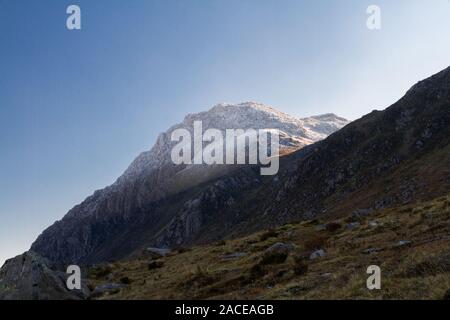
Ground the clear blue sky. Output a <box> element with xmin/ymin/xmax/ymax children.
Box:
<box><xmin>1</xmin><ymin>0</ymin><xmax>450</xmax><ymax>266</ymax></box>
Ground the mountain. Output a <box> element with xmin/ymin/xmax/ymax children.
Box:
<box><xmin>29</xmin><ymin>102</ymin><xmax>349</xmax><ymax>265</ymax></box>
<box><xmin>1</xmin><ymin>66</ymin><xmax>449</xmax><ymax>300</ymax></box>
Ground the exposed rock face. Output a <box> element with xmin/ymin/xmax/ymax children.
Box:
<box><xmin>0</xmin><ymin>252</ymin><xmax>88</xmax><ymax>300</ymax></box>
<box><xmin>30</xmin><ymin>103</ymin><xmax>348</xmax><ymax>265</ymax></box>
<box><xmin>265</xmin><ymin>66</ymin><xmax>450</xmax><ymax>222</ymax></box>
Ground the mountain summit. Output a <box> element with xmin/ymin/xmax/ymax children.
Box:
<box><xmin>119</xmin><ymin>102</ymin><xmax>347</xmax><ymax>183</ymax></box>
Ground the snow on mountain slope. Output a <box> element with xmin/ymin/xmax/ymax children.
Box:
<box><xmin>301</xmin><ymin>113</ymin><xmax>350</xmax><ymax>141</ymax></box>
<box><xmin>118</xmin><ymin>102</ymin><xmax>349</xmax><ymax>184</ymax></box>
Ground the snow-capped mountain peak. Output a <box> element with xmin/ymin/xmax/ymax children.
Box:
<box><xmin>118</xmin><ymin>102</ymin><xmax>348</xmax><ymax>184</ymax></box>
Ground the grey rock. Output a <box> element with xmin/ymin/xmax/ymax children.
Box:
<box><xmin>368</xmin><ymin>221</ymin><xmax>379</xmax><ymax>228</ymax></box>
<box><xmin>145</xmin><ymin>247</ymin><xmax>171</xmax><ymax>259</ymax></box>
<box><xmin>352</xmin><ymin>209</ymin><xmax>373</xmax><ymax>218</ymax></box>
<box><xmin>265</xmin><ymin>242</ymin><xmax>294</xmax><ymax>255</ymax></box>
<box><xmin>0</xmin><ymin>251</ymin><xmax>88</xmax><ymax>300</ymax></box>
<box><xmin>347</xmin><ymin>222</ymin><xmax>360</xmax><ymax>230</ymax></box>
<box><xmin>396</xmin><ymin>240</ymin><xmax>412</xmax><ymax>247</ymax></box>
<box><xmin>309</xmin><ymin>249</ymin><xmax>326</xmax><ymax>260</ymax></box>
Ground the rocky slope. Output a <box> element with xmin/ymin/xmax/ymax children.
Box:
<box><xmin>0</xmin><ymin>251</ymin><xmax>88</xmax><ymax>300</ymax></box>
<box><xmin>203</xmin><ymin>66</ymin><xmax>450</xmax><ymax>240</ymax></box>
<box><xmin>140</xmin><ymin>65</ymin><xmax>450</xmax><ymax>251</ymax></box>
<box><xmin>29</xmin><ymin>103</ymin><xmax>348</xmax><ymax>265</ymax></box>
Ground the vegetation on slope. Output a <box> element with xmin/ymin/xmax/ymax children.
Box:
<box><xmin>88</xmin><ymin>195</ymin><xmax>450</xmax><ymax>300</ymax></box>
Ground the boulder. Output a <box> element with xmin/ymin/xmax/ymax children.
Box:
<box><xmin>260</xmin><ymin>243</ymin><xmax>293</xmax><ymax>265</ymax></box>
<box><xmin>347</xmin><ymin>222</ymin><xmax>360</xmax><ymax>230</ymax></box>
<box><xmin>396</xmin><ymin>240</ymin><xmax>412</xmax><ymax>248</ymax></box>
<box><xmin>309</xmin><ymin>249</ymin><xmax>326</xmax><ymax>260</ymax></box>
<box><xmin>145</xmin><ymin>247</ymin><xmax>171</xmax><ymax>259</ymax></box>
<box><xmin>265</xmin><ymin>243</ymin><xmax>294</xmax><ymax>254</ymax></box>
<box><xmin>0</xmin><ymin>251</ymin><xmax>88</xmax><ymax>300</ymax></box>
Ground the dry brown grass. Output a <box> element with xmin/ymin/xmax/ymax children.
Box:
<box><xmin>88</xmin><ymin>195</ymin><xmax>450</xmax><ymax>300</ymax></box>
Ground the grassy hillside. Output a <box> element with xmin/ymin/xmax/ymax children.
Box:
<box><xmin>87</xmin><ymin>195</ymin><xmax>450</xmax><ymax>300</ymax></box>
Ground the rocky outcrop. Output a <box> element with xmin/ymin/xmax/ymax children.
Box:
<box><xmin>0</xmin><ymin>252</ymin><xmax>88</xmax><ymax>300</ymax></box>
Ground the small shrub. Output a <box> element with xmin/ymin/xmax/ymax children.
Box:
<box><xmin>177</xmin><ymin>247</ymin><xmax>191</xmax><ymax>254</ymax></box>
<box><xmin>344</xmin><ymin>216</ymin><xmax>358</xmax><ymax>223</ymax></box>
<box><xmin>306</xmin><ymin>219</ymin><xmax>320</xmax><ymax>225</ymax></box>
<box><xmin>259</xmin><ymin>251</ymin><xmax>288</xmax><ymax>265</ymax></box>
<box><xmin>214</xmin><ymin>240</ymin><xmax>227</xmax><ymax>246</ymax></box>
<box><xmin>304</xmin><ymin>235</ymin><xmax>327</xmax><ymax>251</ymax></box>
<box><xmin>247</xmin><ymin>264</ymin><xmax>267</xmax><ymax>282</ymax></box>
<box><xmin>443</xmin><ymin>289</ymin><xmax>450</xmax><ymax>300</ymax></box>
<box><xmin>259</xmin><ymin>229</ymin><xmax>278</xmax><ymax>242</ymax></box>
<box><xmin>275</xmin><ymin>269</ymin><xmax>288</xmax><ymax>278</ymax></box>
<box><xmin>148</xmin><ymin>261</ymin><xmax>164</xmax><ymax>270</ymax></box>
<box><xmin>120</xmin><ymin>277</ymin><xmax>131</xmax><ymax>285</ymax></box>
<box><xmin>292</xmin><ymin>256</ymin><xmax>309</xmax><ymax>276</ymax></box>
<box><xmin>325</xmin><ymin>222</ymin><xmax>342</xmax><ymax>232</ymax></box>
